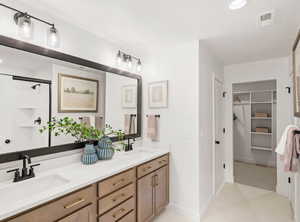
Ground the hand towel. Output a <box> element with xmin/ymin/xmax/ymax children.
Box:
<box><xmin>276</xmin><ymin>125</ymin><xmax>299</xmax><ymax>155</ymax></box>
<box><xmin>95</xmin><ymin>116</ymin><xmax>104</xmax><ymax>130</ymax></box>
<box><xmin>283</xmin><ymin>128</ymin><xmax>300</xmax><ymax>172</ymax></box>
<box><xmin>147</xmin><ymin>115</ymin><xmax>158</xmax><ymax>141</ymax></box>
<box><xmin>124</xmin><ymin>114</ymin><xmax>136</xmax><ymax>134</ymax></box>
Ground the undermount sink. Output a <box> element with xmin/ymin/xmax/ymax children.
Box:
<box><xmin>122</xmin><ymin>149</ymin><xmax>155</xmax><ymax>156</ymax></box>
<box><xmin>0</xmin><ymin>174</ymin><xmax>69</xmax><ymax>204</ymax></box>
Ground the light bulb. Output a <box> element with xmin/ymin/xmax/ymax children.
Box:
<box><xmin>127</xmin><ymin>56</ymin><xmax>132</xmax><ymax>69</ymax></box>
<box><xmin>229</xmin><ymin>0</ymin><xmax>247</xmax><ymax>10</ymax></box>
<box><xmin>15</xmin><ymin>13</ymin><xmax>33</xmax><ymax>39</ymax></box>
<box><xmin>47</xmin><ymin>26</ymin><xmax>59</xmax><ymax>48</ymax></box>
<box><xmin>116</xmin><ymin>51</ymin><xmax>122</xmax><ymax>66</ymax></box>
<box><xmin>137</xmin><ymin>59</ymin><xmax>142</xmax><ymax>72</ymax></box>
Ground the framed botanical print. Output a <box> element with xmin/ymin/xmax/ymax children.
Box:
<box><xmin>58</xmin><ymin>74</ymin><xmax>99</xmax><ymax>113</ymax></box>
<box><xmin>122</xmin><ymin>85</ymin><xmax>137</xmax><ymax>108</ymax></box>
<box><xmin>293</xmin><ymin>30</ymin><xmax>300</xmax><ymax>117</ymax></box>
<box><xmin>148</xmin><ymin>80</ymin><xmax>168</xmax><ymax>108</ymax></box>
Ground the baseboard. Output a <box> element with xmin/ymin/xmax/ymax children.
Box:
<box><xmin>215</xmin><ymin>181</ymin><xmax>226</xmax><ymax>196</ymax></box>
<box><xmin>168</xmin><ymin>203</ymin><xmax>201</xmax><ymax>222</ymax></box>
<box><xmin>199</xmin><ymin>195</ymin><xmax>213</xmax><ymax>221</ymax></box>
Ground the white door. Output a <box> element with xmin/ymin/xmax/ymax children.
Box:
<box><xmin>213</xmin><ymin>77</ymin><xmax>225</xmax><ymax>193</ymax></box>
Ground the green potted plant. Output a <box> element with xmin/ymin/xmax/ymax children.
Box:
<box><xmin>40</xmin><ymin>117</ymin><xmax>124</xmax><ymax>164</ymax></box>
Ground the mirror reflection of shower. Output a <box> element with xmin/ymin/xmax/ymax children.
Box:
<box><xmin>0</xmin><ymin>74</ymin><xmax>51</xmax><ymax>153</ymax></box>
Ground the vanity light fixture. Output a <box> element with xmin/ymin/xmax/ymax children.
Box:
<box><xmin>14</xmin><ymin>12</ymin><xmax>33</xmax><ymax>39</ymax></box>
<box><xmin>47</xmin><ymin>25</ymin><xmax>60</xmax><ymax>48</ymax></box>
<box><xmin>0</xmin><ymin>3</ymin><xmax>60</xmax><ymax>48</ymax></box>
<box><xmin>116</xmin><ymin>50</ymin><xmax>122</xmax><ymax>66</ymax></box>
<box><xmin>127</xmin><ymin>55</ymin><xmax>133</xmax><ymax>69</ymax></box>
<box><xmin>137</xmin><ymin>59</ymin><xmax>142</xmax><ymax>72</ymax></box>
<box><xmin>116</xmin><ymin>50</ymin><xmax>142</xmax><ymax>72</ymax></box>
<box><xmin>228</xmin><ymin>0</ymin><xmax>247</xmax><ymax>10</ymax></box>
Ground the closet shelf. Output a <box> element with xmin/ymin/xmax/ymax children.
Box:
<box><xmin>251</xmin><ymin>102</ymin><xmax>272</xmax><ymax>104</ymax></box>
<box><xmin>251</xmin><ymin>117</ymin><xmax>272</xmax><ymax>120</ymax></box>
<box><xmin>251</xmin><ymin>146</ymin><xmax>273</xmax><ymax>151</ymax></box>
<box><xmin>250</xmin><ymin>132</ymin><xmax>272</xmax><ymax>136</ymax></box>
<box><xmin>233</xmin><ymin>102</ymin><xmax>250</xmax><ymax>105</ymax></box>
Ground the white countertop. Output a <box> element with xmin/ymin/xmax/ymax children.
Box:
<box><xmin>0</xmin><ymin>147</ymin><xmax>169</xmax><ymax>221</ymax></box>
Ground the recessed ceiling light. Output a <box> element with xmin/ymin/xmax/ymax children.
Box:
<box><xmin>229</xmin><ymin>0</ymin><xmax>247</xmax><ymax>10</ymax></box>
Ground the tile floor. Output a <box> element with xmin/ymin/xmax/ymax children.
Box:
<box><xmin>234</xmin><ymin>161</ymin><xmax>277</xmax><ymax>191</ymax></box>
<box><xmin>155</xmin><ymin>183</ymin><xmax>293</xmax><ymax>222</ymax></box>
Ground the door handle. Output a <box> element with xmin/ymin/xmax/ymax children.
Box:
<box><xmin>215</xmin><ymin>141</ymin><xmax>220</xmax><ymax>144</ymax></box>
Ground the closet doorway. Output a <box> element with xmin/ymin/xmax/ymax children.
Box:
<box><xmin>232</xmin><ymin>80</ymin><xmax>277</xmax><ymax>191</ymax></box>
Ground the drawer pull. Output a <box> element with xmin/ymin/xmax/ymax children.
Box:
<box><xmin>143</xmin><ymin>166</ymin><xmax>152</xmax><ymax>171</ymax></box>
<box><xmin>159</xmin><ymin>159</ymin><xmax>167</xmax><ymax>164</ymax></box>
<box><xmin>112</xmin><ymin>208</ymin><xmax>126</xmax><ymax>218</ymax></box>
<box><xmin>155</xmin><ymin>175</ymin><xmax>159</xmax><ymax>186</ymax></box>
<box><xmin>64</xmin><ymin>198</ymin><xmax>85</xmax><ymax>209</ymax></box>
<box><xmin>113</xmin><ymin>178</ymin><xmax>125</xmax><ymax>186</ymax></box>
<box><xmin>112</xmin><ymin>193</ymin><xmax>126</xmax><ymax>202</ymax></box>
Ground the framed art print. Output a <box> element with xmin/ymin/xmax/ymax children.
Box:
<box><xmin>122</xmin><ymin>85</ymin><xmax>137</xmax><ymax>108</ymax></box>
<box><xmin>58</xmin><ymin>74</ymin><xmax>99</xmax><ymax>112</ymax></box>
<box><xmin>148</xmin><ymin>80</ymin><xmax>168</xmax><ymax>108</ymax></box>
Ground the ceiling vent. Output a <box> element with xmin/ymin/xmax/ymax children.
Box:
<box><xmin>259</xmin><ymin>11</ymin><xmax>274</xmax><ymax>27</ymax></box>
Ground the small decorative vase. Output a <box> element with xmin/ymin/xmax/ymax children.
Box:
<box><xmin>81</xmin><ymin>143</ymin><xmax>98</xmax><ymax>165</ymax></box>
<box><xmin>96</xmin><ymin>137</ymin><xmax>115</xmax><ymax>160</ymax></box>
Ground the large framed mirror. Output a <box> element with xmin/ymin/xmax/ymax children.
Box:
<box><xmin>293</xmin><ymin>30</ymin><xmax>300</xmax><ymax>117</ymax></box>
<box><xmin>0</xmin><ymin>35</ymin><xmax>142</xmax><ymax>163</ymax></box>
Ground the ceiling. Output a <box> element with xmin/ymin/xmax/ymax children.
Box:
<box><xmin>18</xmin><ymin>0</ymin><xmax>300</xmax><ymax>65</ymax></box>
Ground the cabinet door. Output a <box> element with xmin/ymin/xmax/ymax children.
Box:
<box><xmin>58</xmin><ymin>205</ymin><xmax>93</xmax><ymax>222</ymax></box>
<box><xmin>137</xmin><ymin>173</ymin><xmax>155</xmax><ymax>222</ymax></box>
<box><xmin>154</xmin><ymin>166</ymin><xmax>169</xmax><ymax>215</ymax></box>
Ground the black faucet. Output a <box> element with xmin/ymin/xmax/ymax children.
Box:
<box><xmin>6</xmin><ymin>154</ymin><xmax>40</xmax><ymax>182</ymax></box>
<box><xmin>124</xmin><ymin>137</ymin><xmax>135</xmax><ymax>152</ymax></box>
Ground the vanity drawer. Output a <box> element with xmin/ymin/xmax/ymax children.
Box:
<box><xmin>98</xmin><ymin>168</ymin><xmax>135</xmax><ymax>198</ymax></box>
<box><xmin>155</xmin><ymin>155</ymin><xmax>169</xmax><ymax>168</ymax></box>
<box><xmin>118</xmin><ymin>211</ymin><xmax>135</xmax><ymax>222</ymax></box>
<box><xmin>6</xmin><ymin>185</ymin><xmax>96</xmax><ymax>222</ymax></box>
<box><xmin>98</xmin><ymin>183</ymin><xmax>135</xmax><ymax>215</ymax></box>
<box><xmin>98</xmin><ymin>198</ymin><xmax>135</xmax><ymax>222</ymax></box>
<box><xmin>137</xmin><ymin>154</ymin><xmax>169</xmax><ymax>178</ymax></box>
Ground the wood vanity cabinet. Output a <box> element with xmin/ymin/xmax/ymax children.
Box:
<box><xmin>3</xmin><ymin>154</ymin><xmax>169</xmax><ymax>222</ymax></box>
<box><xmin>137</xmin><ymin>155</ymin><xmax>169</xmax><ymax>222</ymax></box>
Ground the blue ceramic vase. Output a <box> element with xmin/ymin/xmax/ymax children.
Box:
<box><xmin>81</xmin><ymin>143</ymin><xmax>98</xmax><ymax>165</ymax></box>
<box><xmin>96</xmin><ymin>137</ymin><xmax>114</xmax><ymax>160</ymax></box>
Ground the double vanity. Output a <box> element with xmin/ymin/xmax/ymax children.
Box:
<box><xmin>0</xmin><ymin>149</ymin><xmax>169</xmax><ymax>222</ymax></box>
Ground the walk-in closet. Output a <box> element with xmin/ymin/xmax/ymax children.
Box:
<box><xmin>232</xmin><ymin>80</ymin><xmax>277</xmax><ymax>191</ymax></box>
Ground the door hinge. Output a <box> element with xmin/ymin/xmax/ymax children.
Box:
<box><xmin>223</xmin><ymin>163</ymin><xmax>226</xmax><ymax>169</ymax></box>
<box><xmin>222</xmin><ymin>91</ymin><xmax>227</xmax><ymax>98</ymax></box>
<box><xmin>288</xmin><ymin>177</ymin><xmax>291</xmax><ymax>184</ymax></box>
<box><xmin>286</xmin><ymin>87</ymin><xmax>291</xmax><ymax>94</ymax></box>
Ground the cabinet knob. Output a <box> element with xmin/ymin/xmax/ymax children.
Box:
<box><xmin>4</xmin><ymin>139</ymin><xmax>11</xmax><ymax>144</ymax></box>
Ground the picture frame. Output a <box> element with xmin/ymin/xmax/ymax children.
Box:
<box><xmin>58</xmin><ymin>74</ymin><xmax>99</xmax><ymax>113</ymax></box>
<box><xmin>148</xmin><ymin>80</ymin><xmax>168</xmax><ymax>108</ymax></box>
<box><xmin>122</xmin><ymin>84</ymin><xmax>137</xmax><ymax>108</ymax></box>
<box><xmin>293</xmin><ymin>30</ymin><xmax>300</xmax><ymax>117</ymax></box>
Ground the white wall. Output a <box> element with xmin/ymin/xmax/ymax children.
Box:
<box><xmin>140</xmin><ymin>41</ymin><xmax>201</xmax><ymax>220</ymax></box>
<box><xmin>224</xmin><ymin>57</ymin><xmax>293</xmax><ymax>197</ymax></box>
<box><xmin>198</xmin><ymin>42</ymin><xmax>224</xmax><ymax>217</ymax></box>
